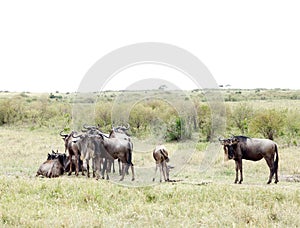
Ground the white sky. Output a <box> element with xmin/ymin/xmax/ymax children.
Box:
<box><xmin>1</xmin><ymin>1</ymin><xmax>300</xmax><ymax>92</ymax></box>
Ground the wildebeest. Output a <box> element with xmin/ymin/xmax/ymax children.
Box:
<box><xmin>82</xmin><ymin>124</ymin><xmax>110</xmax><ymax>174</ymax></box>
<box><xmin>152</xmin><ymin>145</ymin><xmax>170</xmax><ymax>182</ymax></box>
<box><xmin>71</xmin><ymin>132</ymin><xmax>102</xmax><ymax>179</ymax></box>
<box><xmin>97</xmin><ymin>132</ymin><xmax>135</xmax><ymax>181</ymax></box>
<box><xmin>60</xmin><ymin>130</ymin><xmax>82</xmax><ymax>176</ymax></box>
<box><xmin>36</xmin><ymin>151</ymin><xmax>66</xmax><ymax>178</ymax></box>
<box><xmin>109</xmin><ymin>124</ymin><xmax>132</xmax><ymax>175</ymax></box>
<box><xmin>219</xmin><ymin>135</ymin><xmax>279</xmax><ymax>184</ymax></box>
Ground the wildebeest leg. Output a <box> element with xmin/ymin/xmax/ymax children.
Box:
<box><xmin>86</xmin><ymin>160</ymin><xmax>90</xmax><ymax>178</ymax></box>
<box><xmin>234</xmin><ymin>160</ymin><xmax>239</xmax><ymax>184</ymax></box>
<box><xmin>159</xmin><ymin>163</ymin><xmax>163</xmax><ymax>182</ymax></box>
<box><xmin>131</xmin><ymin>164</ymin><xmax>135</xmax><ymax>181</ymax></box>
<box><xmin>265</xmin><ymin>157</ymin><xmax>275</xmax><ymax>184</ymax></box>
<box><xmin>125</xmin><ymin>161</ymin><xmax>130</xmax><ymax>175</ymax></box>
<box><xmin>92</xmin><ymin>158</ymin><xmax>95</xmax><ymax>178</ymax></box>
<box><xmin>153</xmin><ymin>163</ymin><xmax>159</xmax><ymax>181</ymax></box>
<box><xmin>163</xmin><ymin>161</ymin><xmax>170</xmax><ymax>181</ymax></box>
<box><xmin>118</xmin><ymin>159</ymin><xmax>122</xmax><ymax>176</ymax></box>
<box><xmin>106</xmin><ymin>160</ymin><xmax>111</xmax><ymax>180</ymax></box>
<box><xmin>112</xmin><ymin>159</ymin><xmax>115</xmax><ymax>173</ymax></box>
<box><xmin>161</xmin><ymin>161</ymin><xmax>167</xmax><ymax>181</ymax></box>
<box><xmin>101</xmin><ymin>158</ymin><xmax>107</xmax><ymax>179</ymax></box>
<box><xmin>99</xmin><ymin>157</ymin><xmax>103</xmax><ymax>173</ymax></box>
<box><xmin>238</xmin><ymin>161</ymin><xmax>243</xmax><ymax>184</ymax></box>
<box><xmin>120</xmin><ymin>162</ymin><xmax>126</xmax><ymax>181</ymax></box>
<box><xmin>68</xmin><ymin>155</ymin><xmax>73</xmax><ymax>176</ymax></box>
<box><xmin>75</xmin><ymin>154</ymin><xmax>79</xmax><ymax>176</ymax></box>
<box><xmin>94</xmin><ymin>156</ymin><xmax>101</xmax><ymax>180</ymax></box>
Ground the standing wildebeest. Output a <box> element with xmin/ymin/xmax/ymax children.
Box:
<box><xmin>60</xmin><ymin>130</ymin><xmax>82</xmax><ymax>176</ymax></box>
<box><xmin>110</xmin><ymin>124</ymin><xmax>131</xmax><ymax>175</ymax></box>
<box><xmin>97</xmin><ymin>132</ymin><xmax>135</xmax><ymax>181</ymax></box>
<box><xmin>219</xmin><ymin>135</ymin><xmax>279</xmax><ymax>184</ymax></box>
<box><xmin>36</xmin><ymin>152</ymin><xmax>66</xmax><ymax>178</ymax></box>
<box><xmin>82</xmin><ymin>124</ymin><xmax>109</xmax><ymax>174</ymax></box>
<box><xmin>71</xmin><ymin>131</ymin><xmax>104</xmax><ymax>179</ymax></box>
<box><xmin>152</xmin><ymin>145</ymin><xmax>170</xmax><ymax>182</ymax></box>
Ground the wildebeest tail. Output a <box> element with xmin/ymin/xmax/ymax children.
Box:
<box><xmin>274</xmin><ymin>144</ymin><xmax>279</xmax><ymax>173</ymax></box>
<box><xmin>161</xmin><ymin>149</ymin><xmax>169</xmax><ymax>162</ymax></box>
<box><xmin>126</xmin><ymin>148</ymin><xmax>134</xmax><ymax>166</ymax></box>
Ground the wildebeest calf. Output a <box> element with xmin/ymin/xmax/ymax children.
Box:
<box><xmin>152</xmin><ymin>145</ymin><xmax>170</xmax><ymax>182</ymax></box>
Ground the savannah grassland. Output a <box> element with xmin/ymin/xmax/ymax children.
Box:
<box><xmin>1</xmin><ymin>89</ymin><xmax>300</xmax><ymax>227</ymax></box>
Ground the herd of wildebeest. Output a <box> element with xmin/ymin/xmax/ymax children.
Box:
<box><xmin>36</xmin><ymin>124</ymin><xmax>171</xmax><ymax>182</ymax></box>
<box><xmin>36</xmin><ymin>124</ymin><xmax>279</xmax><ymax>184</ymax></box>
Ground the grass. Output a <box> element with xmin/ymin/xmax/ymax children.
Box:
<box><xmin>1</xmin><ymin>126</ymin><xmax>300</xmax><ymax>227</ymax></box>
<box><xmin>1</xmin><ymin>177</ymin><xmax>299</xmax><ymax>227</ymax></box>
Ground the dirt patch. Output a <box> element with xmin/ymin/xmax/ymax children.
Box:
<box><xmin>280</xmin><ymin>174</ymin><xmax>300</xmax><ymax>182</ymax></box>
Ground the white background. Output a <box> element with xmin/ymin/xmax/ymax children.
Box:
<box><xmin>1</xmin><ymin>1</ymin><xmax>300</xmax><ymax>92</ymax></box>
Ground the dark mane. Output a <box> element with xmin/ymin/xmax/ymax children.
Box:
<box><xmin>234</xmin><ymin>135</ymin><xmax>250</xmax><ymax>142</ymax></box>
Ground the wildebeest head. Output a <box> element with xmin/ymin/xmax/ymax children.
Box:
<box><xmin>112</xmin><ymin>123</ymin><xmax>130</xmax><ymax>135</ymax></box>
<box><xmin>60</xmin><ymin>130</ymin><xmax>77</xmax><ymax>152</ymax></box>
<box><xmin>47</xmin><ymin>150</ymin><xmax>67</xmax><ymax>166</ymax></box>
<box><xmin>219</xmin><ymin>137</ymin><xmax>240</xmax><ymax>159</ymax></box>
<box><xmin>82</xmin><ymin>124</ymin><xmax>104</xmax><ymax>136</ymax></box>
<box><xmin>60</xmin><ymin>130</ymin><xmax>69</xmax><ymax>140</ymax></box>
<box><xmin>48</xmin><ymin>150</ymin><xmax>58</xmax><ymax>160</ymax></box>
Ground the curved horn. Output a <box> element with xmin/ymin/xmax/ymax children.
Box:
<box><xmin>59</xmin><ymin>130</ymin><xmax>68</xmax><ymax>137</ymax></box>
<box><xmin>125</xmin><ymin>123</ymin><xmax>130</xmax><ymax>130</ymax></box>
<box><xmin>100</xmin><ymin>132</ymin><xmax>109</xmax><ymax>138</ymax></box>
<box><xmin>71</xmin><ymin>131</ymin><xmax>83</xmax><ymax>138</ymax></box>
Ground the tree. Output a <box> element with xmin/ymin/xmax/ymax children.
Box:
<box><xmin>231</xmin><ymin>103</ymin><xmax>254</xmax><ymax>134</ymax></box>
<box><xmin>249</xmin><ymin>109</ymin><xmax>286</xmax><ymax>140</ymax></box>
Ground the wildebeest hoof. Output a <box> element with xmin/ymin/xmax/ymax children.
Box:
<box><xmin>131</xmin><ymin>178</ymin><xmax>135</xmax><ymax>181</ymax></box>
<box><xmin>152</xmin><ymin>178</ymin><xmax>155</xmax><ymax>182</ymax></box>
<box><xmin>119</xmin><ymin>178</ymin><xmax>124</xmax><ymax>181</ymax></box>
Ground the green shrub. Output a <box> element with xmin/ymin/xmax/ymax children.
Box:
<box><xmin>230</xmin><ymin>103</ymin><xmax>254</xmax><ymax>134</ymax></box>
<box><xmin>249</xmin><ymin>109</ymin><xmax>286</xmax><ymax>140</ymax></box>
